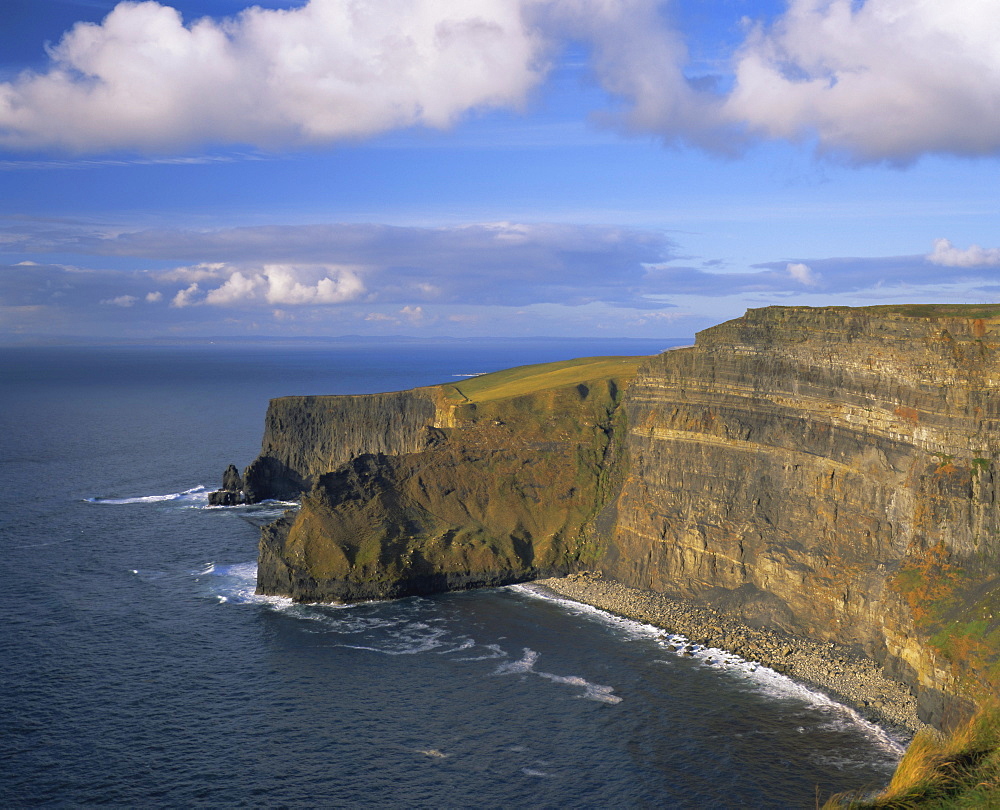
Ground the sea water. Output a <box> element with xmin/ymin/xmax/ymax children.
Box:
<box><xmin>0</xmin><ymin>340</ymin><xmax>902</xmax><ymax>807</ymax></box>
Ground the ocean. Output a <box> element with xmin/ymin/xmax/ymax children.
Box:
<box><xmin>0</xmin><ymin>339</ymin><xmax>903</xmax><ymax>807</ymax></box>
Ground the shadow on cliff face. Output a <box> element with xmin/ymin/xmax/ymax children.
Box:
<box><xmin>242</xmin><ymin>456</ymin><xmax>306</xmax><ymax>502</ymax></box>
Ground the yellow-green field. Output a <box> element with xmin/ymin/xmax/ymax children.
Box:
<box><xmin>441</xmin><ymin>355</ymin><xmax>650</xmax><ymax>404</ymax></box>
<box><xmin>867</xmin><ymin>303</ymin><xmax>1000</xmax><ymax>319</ymax></box>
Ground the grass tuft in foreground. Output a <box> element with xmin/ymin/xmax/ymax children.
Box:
<box><xmin>825</xmin><ymin>702</ymin><xmax>1000</xmax><ymax>808</ymax></box>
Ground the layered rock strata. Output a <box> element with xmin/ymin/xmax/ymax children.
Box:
<box><xmin>220</xmin><ymin>306</ymin><xmax>1000</xmax><ymax>725</ymax></box>
<box><xmin>600</xmin><ymin>306</ymin><xmax>1000</xmax><ymax>725</ymax></box>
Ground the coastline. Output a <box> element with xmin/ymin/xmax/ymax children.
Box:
<box><xmin>529</xmin><ymin>571</ymin><xmax>925</xmax><ymax>737</ymax></box>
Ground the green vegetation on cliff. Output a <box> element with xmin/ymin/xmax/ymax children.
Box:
<box><xmin>828</xmin><ymin>702</ymin><xmax>1000</xmax><ymax>808</ymax></box>
<box><xmin>893</xmin><ymin>542</ymin><xmax>1000</xmax><ymax>702</ymax></box>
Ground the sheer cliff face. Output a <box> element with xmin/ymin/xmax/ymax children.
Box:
<box><xmin>602</xmin><ymin>307</ymin><xmax>1000</xmax><ymax>723</ymax></box>
<box><xmin>242</xmin><ymin>390</ymin><xmax>440</xmax><ymax>500</ymax></box>
<box><xmin>244</xmin><ymin>306</ymin><xmax>1000</xmax><ymax>722</ymax></box>
<box><xmin>256</xmin><ymin>377</ymin><xmax>628</xmax><ymax>602</ymax></box>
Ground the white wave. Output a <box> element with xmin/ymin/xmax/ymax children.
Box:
<box><xmin>452</xmin><ymin>373</ymin><xmax>487</xmax><ymax>377</ymax></box>
<box><xmin>514</xmin><ymin>583</ymin><xmax>904</xmax><ymax>754</ymax></box>
<box><xmin>521</xmin><ymin>768</ymin><xmax>550</xmax><ymax>778</ymax></box>
<box><xmin>494</xmin><ymin>647</ymin><xmax>539</xmax><ymax>675</ymax></box>
<box><xmin>455</xmin><ymin>643</ymin><xmax>507</xmax><ymax>661</ymax></box>
<box><xmin>202</xmin><ymin>498</ymin><xmax>300</xmax><ymax>514</ymax></box>
<box><xmin>437</xmin><ymin>638</ymin><xmax>476</xmax><ymax>654</ymax></box>
<box><xmin>204</xmin><ymin>561</ymin><xmax>293</xmax><ymax>608</ymax></box>
<box><xmin>85</xmin><ymin>485</ymin><xmax>208</xmax><ymax>505</ymax></box>
<box><xmin>342</xmin><ymin>625</ymin><xmax>451</xmax><ymax>656</ymax></box>
<box><xmin>494</xmin><ymin>646</ymin><xmax>622</xmax><ymax>704</ymax></box>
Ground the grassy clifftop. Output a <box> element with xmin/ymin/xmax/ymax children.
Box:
<box><xmin>441</xmin><ymin>355</ymin><xmax>647</xmax><ymax>404</ymax></box>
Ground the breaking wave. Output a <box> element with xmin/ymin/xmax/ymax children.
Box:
<box><xmin>85</xmin><ymin>485</ymin><xmax>209</xmax><ymax>505</ymax></box>
<box><xmin>495</xmin><ymin>647</ymin><xmax>623</xmax><ymax>704</ymax></box>
<box><xmin>512</xmin><ymin>584</ymin><xmax>904</xmax><ymax>756</ymax></box>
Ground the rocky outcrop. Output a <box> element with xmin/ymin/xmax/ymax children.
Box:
<box><xmin>256</xmin><ymin>371</ymin><xmax>632</xmax><ymax>602</ymax></box>
<box><xmin>208</xmin><ymin>464</ymin><xmax>245</xmax><ymax>505</ymax></box>
<box><xmin>248</xmin><ymin>390</ymin><xmax>443</xmax><ymax>501</ymax></box>
<box><xmin>229</xmin><ymin>305</ymin><xmax>1000</xmax><ymax>726</ymax></box>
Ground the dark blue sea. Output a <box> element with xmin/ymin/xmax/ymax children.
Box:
<box><xmin>0</xmin><ymin>339</ymin><xmax>902</xmax><ymax>808</ymax></box>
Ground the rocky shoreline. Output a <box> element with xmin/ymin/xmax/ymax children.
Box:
<box><xmin>530</xmin><ymin>572</ymin><xmax>925</xmax><ymax>737</ymax></box>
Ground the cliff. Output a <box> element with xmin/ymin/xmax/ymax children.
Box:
<box><xmin>210</xmin><ymin>389</ymin><xmax>441</xmax><ymax>503</ymax></box>
<box><xmin>222</xmin><ymin>305</ymin><xmax>1000</xmax><ymax>726</ymax></box>
<box><xmin>602</xmin><ymin>305</ymin><xmax>1000</xmax><ymax>726</ymax></box>
<box><xmin>251</xmin><ymin>356</ymin><xmax>642</xmax><ymax>601</ymax></box>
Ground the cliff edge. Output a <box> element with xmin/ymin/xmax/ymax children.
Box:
<box><xmin>249</xmin><ymin>356</ymin><xmax>643</xmax><ymax>602</ymax></box>
<box><xmin>219</xmin><ymin>304</ymin><xmax>1000</xmax><ymax>727</ymax></box>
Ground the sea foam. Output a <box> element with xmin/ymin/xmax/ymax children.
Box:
<box><xmin>85</xmin><ymin>485</ymin><xmax>208</xmax><ymax>505</ymax></box>
<box><xmin>512</xmin><ymin>583</ymin><xmax>904</xmax><ymax>754</ymax></box>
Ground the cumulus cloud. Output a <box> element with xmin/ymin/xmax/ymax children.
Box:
<box><xmin>723</xmin><ymin>0</ymin><xmax>1000</xmax><ymax>163</ymax></box>
<box><xmin>0</xmin><ymin>0</ymin><xmax>545</xmax><ymax>152</ymax></box>
<box><xmin>557</xmin><ymin>0</ymin><xmax>1000</xmax><ymax>163</ymax></box>
<box><xmin>171</xmin><ymin>282</ymin><xmax>201</xmax><ymax>307</ymax></box>
<box><xmin>9</xmin><ymin>223</ymin><xmax>998</xmax><ymax>339</ymax></box>
<box><xmin>264</xmin><ymin>266</ymin><xmax>364</xmax><ymax>305</ymax></box>
<box><xmin>537</xmin><ymin>0</ymin><xmax>731</xmax><ymax>151</ymax></box>
<box><xmin>5</xmin><ymin>0</ymin><xmax>1000</xmax><ymax>162</ymax></box>
<box><xmin>928</xmin><ymin>238</ymin><xmax>1000</xmax><ymax>268</ymax></box>
<box><xmin>643</xmin><ymin>249</ymin><xmax>1000</xmax><ymax>298</ymax></box>
<box><xmin>202</xmin><ymin>270</ymin><xmax>260</xmax><ymax>306</ymax></box>
<box><xmin>169</xmin><ymin>263</ymin><xmax>365</xmax><ymax>307</ymax></box>
<box><xmin>364</xmin><ymin>305</ymin><xmax>430</xmax><ymax>326</ymax></box>
<box><xmin>7</xmin><ymin>221</ymin><xmax>676</xmax><ymax>307</ymax></box>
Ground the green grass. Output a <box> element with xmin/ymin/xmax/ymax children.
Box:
<box><xmin>441</xmin><ymin>355</ymin><xmax>648</xmax><ymax>404</ymax></box>
<box><xmin>826</xmin><ymin>702</ymin><xmax>1000</xmax><ymax>808</ymax></box>
<box><xmin>754</xmin><ymin>303</ymin><xmax>1000</xmax><ymax>319</ymax></box>
<box><xmin>868</xmin><ymin>304</ymin><xmax>1000</xmax><ymax>319</ymax></box>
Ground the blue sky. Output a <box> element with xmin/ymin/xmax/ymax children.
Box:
<box><xmin>2</xmin><ymin>0</ymin><xmax>999</xmax><ymax>342</ymax></box>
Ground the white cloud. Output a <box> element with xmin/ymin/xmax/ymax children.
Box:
<box><xmin>204</xmin><ymin>270</ymin><xmax>260</xmax><ymax>305</ymax></box>
<box><xmin>167</xmin><ymin>263</ymin><xmax>366</xmax><ymax>307</ymax></box>
<box><xmin>171</xmin><ymin>282</ymin><xmax>201</xmax><ymax>307</ymax></box>
<box><xmin>263</xmin><ymin>265</ymin><xmax>364</xmax><ymax>305</ymax></box>
<box><xmin>928</xmin><ymin>238</ymin><xmax>1000</xmax><ymax>268</ymax></box>
<box><xmin>787</xmin><ymin>262</ymin><xmax>820</xmax><ymax>286</ymax></box>
<box><xmin>399</xmin><ymin>305</ymin><xmax>425</xmax><ymax>322</ymax></box>
<box><xmin>5</xmin><ymin>0</ymin><xmax>1000</xmax><ymax>163</ymax></box>
<box><xmin>556</xmin><ymin>0</ymin><xmax>1000</xmax><ymax>162</ymax></box>
<box><xmin>364</xmin><ymin>305</ymin><xmax>431</xmax><ymax>326</ymax></box>
<box><xmin>538</xmin><ymin>0</ymin><xmax>728</xmax><ymax>150</ymax></box>
<box><xmin>723</xmin><ymin>0</ymin><xmax>1000</xmax><ymax>163</ymax></box>
<box><xmin>145</xmin><ymin>291</ymin><xmax>163</xmax><ymax>302</ymax></box>
<box><xmin>0</xmin><ymin>0</ymin><xmax>545</xmax><ymax>152</ymax></box>
<box><xmin>102</xmin><ymin>294</ymin><xmax>138</xmax><ymax>306</ymax></box>
<box><xmin>160</xmin><ymin>262</ymin><xmax>229</xmax><ymax>283</ymax></box>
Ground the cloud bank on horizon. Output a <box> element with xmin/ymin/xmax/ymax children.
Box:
<box><xmin>2</xmin><ymin>0</ymin><xmax>1000</xmax><ymax>164</ymax></box>
<box><xmin>4</xmin><ymin>221</ymin><xmax>1000</xmax><ymax>334</ymax></box>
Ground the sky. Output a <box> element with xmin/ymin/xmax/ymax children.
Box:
<box><xmin>2</xmin><ymin>0</ymin><xmax>999</xmax><ymax>343</ymax></box>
